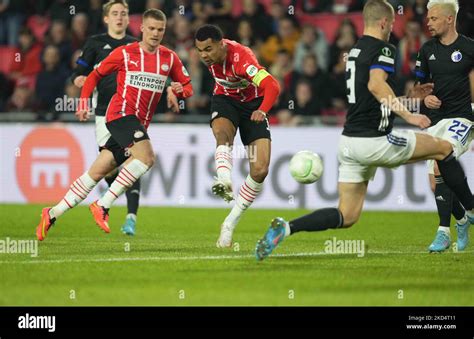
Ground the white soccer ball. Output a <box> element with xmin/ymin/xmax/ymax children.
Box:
<box><xmin>289</xmin><ymin>151</ymin><xmax>323</xmax><ymax>184</ymax></box>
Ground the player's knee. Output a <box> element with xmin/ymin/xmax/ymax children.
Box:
<box><xmin>437</xmin><ymin>140</ymin><xmax>453</xmax><ymax>160</ymax></box>
<box><xmin>250</xmin><ymin>164</ymin><xmax>269</xmax><ymax>182</ymax></box>
<box><xmin>142</xmin><ymin>153</ymin><xmax>155</xmax><ymax>168</ymax></box>
<box><xmin>340</xmin><ymin>211</ymin><xmax>360</xmax><ymax>228</ymax></box>
<box><xmin>213</xmin><ymin>129</ymin><xmax>233</xmax><ymax>145</ymax></box>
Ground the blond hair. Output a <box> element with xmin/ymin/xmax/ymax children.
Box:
<box><xmin>103</xmin><ymin>0</ymin><xmax>129</xmax><ymax>17</ymax></box>
<box><xmin>427</xmin><ymin>0</ymin><xmax>459</xmax><ymax>16</ymax></box>
<box><xmin>363</xmin><ymin>0</ymin><xmax>395</xmax><ymax>26</ymax></box>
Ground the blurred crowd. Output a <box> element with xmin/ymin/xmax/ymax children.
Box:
<box><xmin>0</xmin><ymin>0</ymin><xmax>473</xmax><ymax>124</ymax></box>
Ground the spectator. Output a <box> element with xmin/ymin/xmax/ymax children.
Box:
<box><xmin>88</xmin><ymin>0</ymin><xmax>106</xmax><ymax>35</ymax></box>
<box><xmin>260</xmin><ymin>16</ymin><xmax>300</xmax><ymax>66</ymax></box>
<box><xmin>185</xmin><ymin>49</ymin><xmax>214</xmax><ymax>115</ymax></box>
<box><xmin>268</xmin><ymin>0</ymin><xmax>286</xmax><ymax>35</ymax></box>
<box><xmin>292</xmin><ymin>79</ymin><xmax>323</xmax><ymax>117</ymax></box>
<box><xmin>234</xmin><ymin>19</ymin><xmax>257</xmax><ymax>50</ymax></box>
<box><xmin>10</xmin><ymin>27</ymin><xmax>43</xmax><ymax>83</ymax></box>
<box><xmin>293</xmin><ymin>24</ymin><xmax>329</xmax><ymax>72</ymax></box>
<box><xmin>412</xmin><ymin>0</ymin><xmax>429</xmax><ymax>26</ymax></box>
<box><xmin>329</xmin><ymin>18</ymin><xmax>357</xmax><ymax>72</ymax></box>
<box><xmin>46</xmin><ymin>20</ymin><xmax>73</xmax><ymax>70</ymax></box>
<box><xmin>171</xmin><ymin>15</ymin><xmax>194</xmax><ymax>65</ymax></box>
<box><xmin>48</xmin><ymin>0</ymin><xmax>88</xmax><ymax>25</ymax></box>
<box><xmin>290</xmin><ymin>53</ymin><xmax>328</xmax><ymax>107</ymax></box>
<box><xmin>35</xmin><ymin>45</ymin><xmax>69</xmax><ymax>119</ymax></box>
<box><xmin>328</xmin><ymin>48</ymin><xmax>349</xmax><ymax>112</ymax></box>
<box><xmin>397</xmin><ymin>20</ymin><xmax>426</xmax><ymax>78</ymax></box>
<box><xmin>6</xmin><ymin>84</ymin><xmax>35</xmax><ymax>112</ymax></box>
<box><xmin>0</xmin><ymin>0</ymin><xmax>26</xmax><ymax>46</ymax></box>
<box><xmin>241</xmin><ymin>0</ymin><xmax>273</xmax><ymax>42</ymax></box>
<box><xmin>192</xmin><ymin>0</ymin><xmax>233</xmax><ymax>34</ymax></box>
<box><xmin>71</xmin><ymin>12</ymin><xmax>89</xmax><ymax>51</ymax></box>
<box><xmin>269</xmin><ymin>49</ymin><xmax>293</xmax><ymax>92</ymax></box>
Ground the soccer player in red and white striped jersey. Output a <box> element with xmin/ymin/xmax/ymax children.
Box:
<box><xmin>36</xmin><ymin>9</ymin><xmax>193</xmax><ymax>241</ymax></box>
<box><xmin>195</xmin><ymin>25</ymin><xmax>280</xmax><ymax>248</ymax></box>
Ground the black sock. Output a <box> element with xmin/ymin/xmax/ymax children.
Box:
<box><xmin>104</xmin><ymin>171</ymin><xmax>118</xmax><ymax>187</ymax></box>
<box><xmin>452</xmin><ymin>196</ymin><xmax>466</xmax><ymax>221</ymax></box>
<box><xmin>289</xmin><ymin>208</ymin><xmax>344</xmax><ymax>234</ymax></box>
<box><xmin>437</xmin><ymin>153</ymin><xmax>474</xmax><ymax>211</ymax></box>
<box><xmin>434</xmin><ymin>175</ymin><xmax>452</xmax><ymax>227</ymax></box>
<box><xmin>126</xmin><ymin>178</ymin><xmax>140</xmax><ymax>215</ymax></box>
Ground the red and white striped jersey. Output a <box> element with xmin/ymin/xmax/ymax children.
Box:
<box><xmin>95</xmin><ymin>42</ymin><xmax>191</xmax><ymax>128</ymax></box>
<box><xmin>207</xmin><ymin>39</ymin><xmax>266</xmax><ymax>102</ymax></box>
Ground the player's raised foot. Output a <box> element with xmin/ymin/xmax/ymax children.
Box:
<box><xmin>89</xmin><ymin>201</ymin><xmax>110</xmax><ymax>233</ymax></box>
<box><xmin>455</xmin><ymin>219</ymin><xmax>470</xmax><ymax>251</ymax></box>
<box><xmin>255</xmin><ymin>217</ymin><xmax>287</xmax><ymax>261</ymax></box>
<box><xmin>36</xmin><ymin>207</ymin><xmax>56</xmax><ymax>241</ymax></box>
<box><xmin>216</xmin><ymin>223</ymin><xmax>234</xmax><ymax>248</ymax></box>
<box><xmin>428</xmin><ymin>230</ymin><xmax>451</xmax><ymax>253</ymax></box>
<box><xmin>212</xmin><ymin>177</ymin><xmax>234</xmax><ymax>203</ymax></box>
<box><xmin>121</xmin><ymin>216</ymin><xmax>136</xmax><ymax>236</ymax></box>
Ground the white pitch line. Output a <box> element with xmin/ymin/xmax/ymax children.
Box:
<box><xmin>0</xmin><ymin>250</ymin><xmax>461</xmax><ymax>265</ymax></box>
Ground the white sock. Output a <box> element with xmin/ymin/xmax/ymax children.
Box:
<box><xmin>224</xmin><ymin>175</ymin><xmax>263</xmax><ymax>227</ymax></box>
<box><xmin>127</xmin><ymin>213</ymin><xmax>137</xmax><ymax>221</ymax></box>
<box><xmin>98</xmin><ymin>159</ymin><xmax>149</xmax><ymax>209</ymax></box>
<box><xmin>215</xmin><ymin>145</ymin><xmax>232</xmax><ymax>182</ymax></box>
<box><xmin>284</xmin><ymin>221</ymin><xmax>291</xmax><ymax>237</ymax></box>
<box><xmin>456</xmin><ymin>215</ymin><xmax>468</xmax><ymax>225</ymax></box>
<box><xmin>438</xmin><ymin>226</ymin><xmax>450</xmax><ymax>234</ymax></box>
<box><xmin>50</xmin><ymin>172</ymin><xmax>97</xmax><ymax>219</ymax></box>
<box><xmin>466</xmin><ymin>209</ymin><xmax>474</xmax><ymax>220</ymax></box>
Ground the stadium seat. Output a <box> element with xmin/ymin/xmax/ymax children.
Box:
<box><xmin>128</xmin><ymin>14</ymin><xmax>142</xmax><ymax>38</ymax></box>
<box><xmin>0</xmin><ymin>46</ymin><xmax>20</xmax><ymax>73</ymax></box>
<box><xmin>26</xmin><ymin>15</ymin><xmax>51</xmax><ymax>42</ymax></box>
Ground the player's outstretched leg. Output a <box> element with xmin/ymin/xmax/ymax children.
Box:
<box><xmin>121</xmin><ymin>178</ymin><xmax>140</xmax><ymax>236</ymax></box>
<box><xmin>255</xmin><ymin>182</ymin><xmax>367</xmax><ymax>261</ymax></box>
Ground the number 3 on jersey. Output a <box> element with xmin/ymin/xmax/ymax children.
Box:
<box><xmin>346</xmin><ymin>60</ymin><xmax>356</xmax><ymax>104</ymax></box>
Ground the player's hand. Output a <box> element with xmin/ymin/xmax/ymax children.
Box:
<box><xmin>406</xmin><ymin>114</ymin><xmax>431</xmax><ymax>129</ymax></box>
<box><xmin>424</xmin><ymin>95</ymin><xmax>442</xmax><ymax>109</ymax></box>
<box><xmin>75</xmin><ymin>109</ymin><xmax>91</xmax><ymax>122</ymax></box>
<box><xmin>167</xmin><ymin>87</ymin><xmax>180</xmax><ymax>113</ymax></box>
<box><xmin>251</xmin><ymin>110</ymin><xmax>267</xmax><ymax>123</ymax></box>
<box><xmin>170</xmin><ymin>81</ymin><xmax>183</xmax><ymax>94</ymax></box>
<box><xmin>408</xmin><ymin>82</ymin><xmax>434</xmax><ymax>99</ymax></box>
<box><xmin>73</xmin><ymin>76</ymin><xmax>87</xmax><ymax>88</ymax></box>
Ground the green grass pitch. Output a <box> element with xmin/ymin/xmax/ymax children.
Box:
<box><xmin>0</xmin><ymin>204</ymin><xmax>473</xmax><ymax>306</ymax></box>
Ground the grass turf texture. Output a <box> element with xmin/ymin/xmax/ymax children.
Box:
<box><xmin>0</xmin><ymin>204</ymin><xmax>473</xmax><ymax>306</ymax></box>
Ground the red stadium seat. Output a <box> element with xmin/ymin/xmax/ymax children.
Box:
<box><xmin>26</xmin><ymin>15</ymin><xmax>51</xmax><ymax>42</ymax></box>
<box><xmin>0</xmin><ymin>46</ymin><xmax>20</xmax><ymax>73</ymax></box>
<box><xmin>128</xmin><ymin>14</ymin><xmax>142</xmax><ymax>38</ymax></box>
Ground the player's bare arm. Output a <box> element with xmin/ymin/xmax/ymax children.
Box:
<box><xmin>368</xmin><ymin>68</ymin><xmax>431</xmax><ymax>129</ymax></box>
<box><xmin>249</xmin><ymin>71</ymin><xmax>280</xmax><ymax>123</ymax></box>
